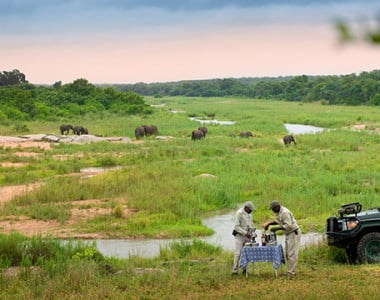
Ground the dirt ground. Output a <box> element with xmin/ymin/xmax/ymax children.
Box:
<box><xmin>0</xmin><ymin>139</ymin><xmax>134</xmax><ymax>239</ymax></box>
<box><xmin>0</xmin><ymin>183</ymin><xmax>134</xmax><ymax>239</ymax></box>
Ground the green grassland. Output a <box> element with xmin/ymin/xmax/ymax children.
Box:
<box><xmin>1</xmin><ymin>97</ymin><xmax>379</xmax><ymax>237</ymax></box>
<box><xmin>0</xmin><ymin>234</ymin><xmax>379</xmax><ymax>299</ymax></box>
<box><xmin>0</xmin><ymin>97</ymin><xmax>379</xmax><ymax>298</ymax></box>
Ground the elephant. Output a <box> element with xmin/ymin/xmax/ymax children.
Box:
<box><xmin>192</xmin><ymin>129</ymin><xmax>205</xmax><ymax>140</ymax></box>
<box><xmin>198</xmin><ymin>127</ymin><xmax>208</xmax><ymax>137</ymax></box>
<box><xmin>239</xmin><ymin>131</ymin><xmax>254</xmax><ymax>138</ymax></box>
<box><xmin>134</xmin><ymin>125</ymin><xmax>158</xmax><ymax>139</ymax></box>
<box><xmin>143</xmin><ymin>125</ymin><xmax>158</xmax><ymax>136</ymax></box>
<box><xmin>59</xmin><ymin>124</ymin><xmax>73</xmax><ymax>135</ymax></box>
<box><xmin>135</xmin><ymin>126</ymin><xmax>146</xmax><ymax>139</ymax></box>
<box><xmin>73</xmin><ymin>125</ymin><xmax>88</xmax><ymax>135</ymax></box>
<box><xmin>283</xmin><ymin>134</ymin><xmax>296</xmax><ymax>145</ymax></box>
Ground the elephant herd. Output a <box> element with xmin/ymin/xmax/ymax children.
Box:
<box><xmin>191</xmin><ymin>127</ymin><xmax>208</xmax><ymax>140</ymax></box>
<box><xmin>60</xmin><ymin>123</ymin><xmax>296</xmax><ymax>146</ymax></box>
<box><xmin>192</xmin><ymin>127</ymin><xmax>296</xmax><ymax>146</ymax></box>
<box><xmin>134</xmin><ymin>125</ymin><xmax>158</xmax><ymax>139</ymax></box>
<box><xmin>59</xmin><ymin>124</ymin><xmax>88</xmax><ymax>135</ymax></box>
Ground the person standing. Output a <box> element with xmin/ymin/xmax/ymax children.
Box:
<box><xmin>263</xmin><ymin>200</ymin><xmax>301</xmax><ymax>277</ymax></box>
<box><xmin>232</xmin><ymin>201</ymin><xmax>256</xmax><ymax>275</ymax></box>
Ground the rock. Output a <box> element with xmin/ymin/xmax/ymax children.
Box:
<box><xmin>0</xmin><ymin>134</ymin><xmax>133</xmax><ymax>145</ymax></box>
<box><xmin>0</xmin><ymin>136</ymin><xmax>27</xmax><ymax>142</ymax></box>
<box><xmin>195</xmin><ymin>173</ymin><xmax>217</xmax><ymax>179</ymax></box>
<box><xmin>155</xmin><ymin>136</ymin><xmax>174</xmax><ymax>140</ymax></box>
<box><xmin>19</xmin><ymin>134</ymin><xmax>48</xmax><ymax>141</ymax></box>
<box><xmin>42</xmin><ymin>135</ymin><xmax>61</xmax><ymax>143</ymax></box>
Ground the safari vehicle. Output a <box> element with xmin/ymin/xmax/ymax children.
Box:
<box><xmin>326</xmin><ymin>202</ymin><xmax>380</xmax><ymax>264</ymax></box>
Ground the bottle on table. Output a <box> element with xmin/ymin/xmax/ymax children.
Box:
<box><xmin>261</xmin><ymin>233</ymin><xmax>267</xmax><ymax>246</ymax></box>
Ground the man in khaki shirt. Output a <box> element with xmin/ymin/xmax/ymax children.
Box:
<box><xmin>263</xmin><ymin>200</ymin><xmax>301</xmax><ymax>277</ymax></box>
<box><xmin>231</xmin><ymin>201</ymin><xmax>256</xmax><ymax>275</ymax></box>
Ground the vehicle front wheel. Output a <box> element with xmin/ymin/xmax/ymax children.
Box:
<box><xmin>357</xmin><ymin>232</ymin><xmax>380</xmax><ymax>264</ymax></box>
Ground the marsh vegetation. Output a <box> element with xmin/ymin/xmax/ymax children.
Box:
<box><xmin>0</xmin><ymin>97</ymin><xmax>379</xmax><ymax>298</ymax></box>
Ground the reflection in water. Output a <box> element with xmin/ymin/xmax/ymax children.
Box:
<box><xmin>284</xmin><ymin>123</ymin><xmax>325</xmax><ymax>135</ymax></box>
<box><xmin>95</xmin><ymin>211</ymin><xmax>324</xmax><ymax>258</ymax></box>
<box><xmin>201</xmin><ymin>212</ymin><xmax>324</xmax><ymax>251</ymax></box>
<box><xmin>96</xmin><ymin>239</ymin><xmax>175</xmax><ymax>259</ymax></box>
<box><xmin>189</xmin><ymin>117</ymin><xmax>235</xmax><ymax>125</ymax></box>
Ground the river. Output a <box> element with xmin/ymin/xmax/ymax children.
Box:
<box><xmin>95</xmin><ymin>210</ymin><xmax>325</xmax><ymax>258</ymax></box>
<box><xmin>93</xmin><ymin>123</ymin><xmax>326</xmax><ymax>258</ymax></box>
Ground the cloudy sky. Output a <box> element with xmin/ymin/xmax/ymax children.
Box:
<box><xmin>1</xmin><ymin>0</ymin><xmax>379</xmax><ymax>84</ymax></box>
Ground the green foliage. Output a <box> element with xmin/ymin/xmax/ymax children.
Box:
<box><xmin>72</xmin><ymin>247</ymin><xmax>104</xmax><ymax>262</ymax></box>
<box><xmin>0</xmin><ymin>69</ymin><xmax>27</xmax><ymax>86</ymax></box>
<box><xmin>0</xmin><ymin>75</ymin><xmax>148</xmax><ymax>121</ymax></box>
<box><xmin>27</xmin><ymin>203</ymin><xmax>71</xmax><ymax>224</ymax></box>
<box><xmin>0</xmin><ymin>98</ymin><xmax>379</xmax><ymax>238</ymax></box>
<box><xmin>113</xmin><ymin>205</ymin><xmax>124</xmax><ymax>218</ymax></box>
<box><xmin>159</xmin><ymin>239</ymin><xmax>222</xmax><ymax>260</ymax></box>
<box><xmin>96</xmin><ymin>156</ymin><xmax>118</xmax><ymax>167</ymax></box>
<box><xmin>0</xmin><ymin>233</ymin><xmax>103</xmax><ymax>268</ymax></box>
<box><xmin>300</xmin><ymin>241</ymin><xmax>347</xmax><ymax>265</ymax></box>
<box><xmin>113</xmin><ymin>70</ymin><xmax>380</xmax><ymax>106</ymax></box>
<box><xmin>0</xmin><ymin>230</ymin><xmax>376</xmax><ymax>299</ymax></box>
<box><xmin>13</xmin><ymin>123</ymin><xmax>29</xmax><ymax>133</ymax></box>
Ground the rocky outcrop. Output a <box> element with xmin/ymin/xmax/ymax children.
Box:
<box><xmin>0</xmin><ymin>134</ymin><xmax>133</xmax><ymax>144</ymax></box>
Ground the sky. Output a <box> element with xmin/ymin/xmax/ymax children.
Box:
<box><xmin>1</xmin><ymin>0</ymin><xmax>380</xmax><ymax>84</ymax></box>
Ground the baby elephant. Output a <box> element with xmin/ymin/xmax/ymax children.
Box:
<box><xmin>73</xmin><ymin>125</ymin><xmax>88</xmax><ymax>135</ymax></box>
<box><xmin>192</xmin><ymin>129</ymin><xmax>205</xmax><ymax>140</ymax></box>
<box><xmin>198</xmin><ymin>126</ymin><xmax>208</xmax><ymax>137</ymax></box>
<box><xmin>59</xmin><ymin>124</ymin><xmax>73</xmax><ymax>135</ymax></box>
<box><xmin>143</xmin><ymin>125</ymin><xmax>158</xmax><ymax>136</ymax></box>
<box><xmin>283</xmin><ymin>135</ymin><xmax>296</xmax><ymax>145</ymax></box>
<box><xmin>239</xmin><ymin>131</ymin><xmax>254</xmax><ymax>138</ymax></box>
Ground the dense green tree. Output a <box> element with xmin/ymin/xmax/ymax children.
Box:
<box><xmin>0</xmin><ymin>69</ymin><xmax>28</xmax><ymax>86</ymax></box>
<box><xmin>0</xmin><ymin>74</ymin><xmax>149</xmax><ymax>121</ymax></box>
<box><xmin>113</xmin><ymin>70</ymin><xmax>380</xmax><ymax>106</ymax></box>
<box><xmin>62</xmin><ymin>78</ymin><xmax>96</xmax><ymax>97</ymax></box>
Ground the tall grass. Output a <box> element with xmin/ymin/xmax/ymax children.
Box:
<box><xmin>0</xmin><ymin>98</ymin><xmax>379</xmax><ymax>238</ymax></box>
<box><xmin>0</xmin><ymin>234</ymin><xmax>378</xmax><ymax>299</ymax></box>
<box><xmin>0</xmin><ymin>233</ymin><xmax>103</xmax><ymax>268</ymax></box>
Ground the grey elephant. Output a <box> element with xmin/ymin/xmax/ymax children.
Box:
<box><xmin>135</xmin><ymin>126</ymin><xmax>146</xmax><ymax>139</ymax></box>
<box><xmin>59</xmin><ymin>124</ymin><xmax>74</xmax><ymax>135</ymax></box>
<box><xmin>143</xmin><ymin>125</ymin><xmax>158</xmax><ymax>136</ymax></box>
<box><xmin>239</xmin><ymin>131</ymin><xmax>254</xmax><ymax>138</ymax></box>
<box><xmin>283</xmin><ymin>134</ymin><xmax>296</xmax><ymax>145</ymax></box>
<box><xmin>73</xmin><ymin>125</ymin><xmax>88</xmax><ymax>135</ymax></box>
<box><xmin>192</xmin><ymin>129</ymin><xmax>204</xmax><ymax>140</ymax></box>
<box><xmin>198</xmin><ymin>126</ymin><xmax>208</xmax><ymax>137</ymax></box>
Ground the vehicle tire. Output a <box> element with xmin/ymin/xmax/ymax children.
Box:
<box><xmin>346</xmin><ymin>246</ymin><xmax>357</xmax><ymax>264</ymax></box>
<box><xmin>357</xmin><ymin>232</ymin><xmax>380</xmax><ymax>264</ymax></box>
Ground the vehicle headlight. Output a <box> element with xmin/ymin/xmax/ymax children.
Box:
<box><xmin>347</xmin><ymin>220</ymin><xmax>359</xmax><ymax>230</ymax></box>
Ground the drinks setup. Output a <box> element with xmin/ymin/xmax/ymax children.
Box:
<box><xmin>240</xmin><ymin>230</ymin><xmax>285</xmax><ymax>277</ymax></box>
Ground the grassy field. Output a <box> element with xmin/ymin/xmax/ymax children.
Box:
<box><xmin>0</xmin><ymin>97</ymin><xmax>379</xmax><ymax>237</ymax></box>
<box><xmin>0</xmin><ymin>234</ymin><xmax>379</xmax><ymax>299</ymax></box>
<box><xmin>0</xmin><ymin>97</ymin><xmax>379</xmax><ymax>298</ymax></box>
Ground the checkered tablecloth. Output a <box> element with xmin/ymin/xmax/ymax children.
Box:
<box><xmin>240</xmin><ymin>244</ymin><xmax>285</xmax><ymax>270</ymax></box>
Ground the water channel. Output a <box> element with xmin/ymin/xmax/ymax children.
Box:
<box><xmin>96</xmin><ymin>211</ymin><xmax>325</xmax><ymax>258</ymax></box>
<box><xmin>92</xmin><ymin>123</ymin><xmax>326</xmax><ymax>258</ymax></box>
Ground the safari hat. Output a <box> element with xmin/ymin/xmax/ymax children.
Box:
<box><xmin>268</xmin><ymin>200</ymin><xmax>281</xmax><ymax>210</ymax></box>
<box><xmin>244</xmin><ymin>201</ymin><xmax>255</xmax><ymax>212</ymax></box>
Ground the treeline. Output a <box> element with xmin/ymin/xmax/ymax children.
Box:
<box><xmin>0</xmin><ymin>70</ymin><xmax>151</xmax><ymax>121</ymax></box>
<box><xmin>2</xmin><ymin>68</ymin><xmax>379</xmax><ymax>124</ymax></box>
<box><xmin>111</xmin><ymin>70</ymin><xmax>380</xmax><ymax>106</ymax></box>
